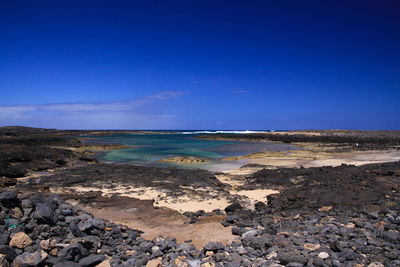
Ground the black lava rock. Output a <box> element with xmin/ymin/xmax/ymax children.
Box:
<box><xmin>0</xmin><ymin>245</ymin><xmax>17</xmax><ymax>261</ymax></box>
<box><xmin>224</xmin><ymin>202</ymin><xmax>242</xmax><ymax>213</ymax></box>
<box><xmin>58</xmin><ymin>243</ymin><xmax>88</xmax><ymax>262</ymax></box>
<box><xmin>0</xmin><ymin>191</ymin><xmax>20</xmax><ymax>208</ymax></box>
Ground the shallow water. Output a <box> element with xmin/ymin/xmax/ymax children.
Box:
<box><xmin>85</xmin><ymin>133</ymin><xmax>297</xmax><ymax>171</ymax></box>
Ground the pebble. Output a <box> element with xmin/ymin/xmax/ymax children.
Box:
<box><xmin>317</xmin><ymin>251</ymin><xmax>330</xmax><ymax>259</ymax></box>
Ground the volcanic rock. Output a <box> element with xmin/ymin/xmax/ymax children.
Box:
<box><xmin>9</xmin><ymin>232</ymin><xmax>32</xmax><ymax>249</ymax></box>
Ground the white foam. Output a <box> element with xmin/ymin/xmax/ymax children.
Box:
<box><xmin>180</xmin><ymin>130</ymin><xmax>270</xmax><ymax>135</ymax></box>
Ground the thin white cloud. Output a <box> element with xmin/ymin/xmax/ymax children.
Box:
<box><xmin>0</xmin><ymin>91</ymin><xmax>184</xmax><ymax>129</ymax></box>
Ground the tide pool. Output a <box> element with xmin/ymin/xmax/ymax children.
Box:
<box><xmin>84</xmin><ymin>133</ymin><xmax>297</xmax><ymax>170</ymax></box>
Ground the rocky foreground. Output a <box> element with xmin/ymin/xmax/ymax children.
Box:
<box><xmin>1</xmin><ymin>162</ymin><xmax>400</xmax><ymax>266</ymax></box>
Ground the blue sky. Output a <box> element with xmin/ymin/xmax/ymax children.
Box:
<box><xmin>0</xmin><ymin>0</ymin><xmax>399</xmax><ymax>130</ymax></box>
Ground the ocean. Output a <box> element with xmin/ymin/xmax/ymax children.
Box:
<box><xmin>84</xmin><ymin>131</ymin><xmax>296</xmax><ymax>171</ymax></box>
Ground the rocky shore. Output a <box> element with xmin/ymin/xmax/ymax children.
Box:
<box><xmin>198</xmin><ymin>130</ymin><xmax>400</xmax><ymax>151</ymax></box>
<box><xmin>1</xmin><ymin>127</ymin><xmax>400</xmax><ymax>266</ymax></box>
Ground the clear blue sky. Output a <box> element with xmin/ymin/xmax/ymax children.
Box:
<box><xmin>1</xmin><ymin>0</ymin><xmax>399</xmax><ymax>130</ymax></box>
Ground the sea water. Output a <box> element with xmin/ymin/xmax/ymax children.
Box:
<box><xmin>84</xmin><ymin>131</ymin><xmax>296</xmax><ymax>171</ymax></box>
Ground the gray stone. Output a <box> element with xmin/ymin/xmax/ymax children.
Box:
<box><xmin>241</xmin><ymin>229</ymin><xmax>258</xmax><ymax>239</ymax></box>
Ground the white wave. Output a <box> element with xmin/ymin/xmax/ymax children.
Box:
<box><xmin>180</xmin><ymin>130</ymin><xmax>270</xmax><ymax>135</ymax></box>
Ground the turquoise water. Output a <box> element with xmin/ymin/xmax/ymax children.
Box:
<box><xmin>84</xmin><ymin>133</ymin><xmax>297</xmax><ymax>170</ymax></box>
